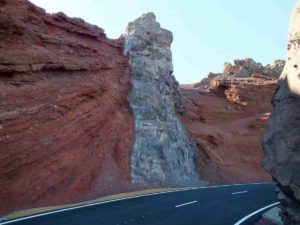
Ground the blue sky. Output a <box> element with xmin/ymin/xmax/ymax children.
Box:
<box><xmin>30</xmin><ymin>0</ymin><xmax>296</xmax><ymax>84</ymax></box>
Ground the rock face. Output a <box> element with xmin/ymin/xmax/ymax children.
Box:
<box><xmin>124</xmin><ymin>13</ymin><xmax>198</xmax><ymax>185</ymax></box>
<box><xmin>0</xmin><ymin>0</ymin><xmax>135</xmax><ymax>214</ymax></box>
<box><xmin>263</xmin><ymin>1</ymin><xmax>300</xmax><ymax>224</ymax></box>
<box><xmin>180</xmin><ymin>59</ymin><xmax>284</xmax><ymax>183</ymax></box>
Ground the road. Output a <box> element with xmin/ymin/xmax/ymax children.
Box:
<box><xmin>1</xmin><ymin>183</ymin><xmax>278</xmax><ymax>225</ymax></box>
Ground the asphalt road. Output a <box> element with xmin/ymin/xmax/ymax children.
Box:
<box><xmin>1</xmin><ymin>183</ymin><xmax>278</xmax><ymax>225</ymax></box>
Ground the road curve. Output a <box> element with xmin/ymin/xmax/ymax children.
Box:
<box><xmin>1</xmin><ymin>183</ymin><xmax>278</xmax><ymax>225</ymax></box>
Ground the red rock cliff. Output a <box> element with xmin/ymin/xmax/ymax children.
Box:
<box><xmin>0</xmin><ymin>0</ymin><xmax>134</xmax><ymax>214</ymax></box>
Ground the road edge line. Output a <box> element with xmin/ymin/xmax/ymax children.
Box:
<box><xmin>233</xmin><ymin>202</ymin><xmax>280</xmax><ymax>225</ymax></box>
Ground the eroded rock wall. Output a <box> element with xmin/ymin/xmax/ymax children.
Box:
<box><xmin>124</xmin><ymin>13</ymin><xmax>198</xmax><ymax>185</ymax></box>
<box><xmin>263</xmin><ymin>1</ymin><xmax>300</xmax><ymax>224</ymax></box>
<box><xmin>0</xmin><ymin>0</ymin><xmax>135</xmax><ymax>214</ymax></box>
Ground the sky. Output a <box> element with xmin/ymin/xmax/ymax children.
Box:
<box><xmin>30</xmin><ymin>0</ymin><xmax>296</xmax><ymax>84</ymax></box>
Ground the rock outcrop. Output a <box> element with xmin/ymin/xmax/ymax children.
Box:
<box><xmin>263</xmin><ymin>1</ymin><xmax>300</xmax><ymax>224</ymax></box>
<box><xmin>224</xmin><ymin>58</ymin><xmax>285</xmax><ymax>79</ymax></box>
<box><xmin>180</xmin><ymin>59</ymin><xmax>284</xmax><ymax>184</ymax></box>
<box><xmin>124</xmin><ymin>13</ymin><xmax>198</xmax><ymax>185</ymax></box>
<box><xmin>0</xmin><ymin>0</ymin><xmax>135</xmax><ymax>214</ymax></box>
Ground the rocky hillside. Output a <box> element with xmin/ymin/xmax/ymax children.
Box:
<box><xmin>263</xmin><ymin>0</ymin><xmax>300</xmax><ymax>224</ymax></box>
<box><xmin>0</xmin><ymin>0</ymin><xmax>135</xmax><ymax>214</ymax></box>
<box><xmin>180</xmin><ymin>59</ymin><xmax>284</xmax><ymax>184</ymax></box>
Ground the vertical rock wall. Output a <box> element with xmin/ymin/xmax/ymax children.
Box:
<box><xmin>124</xmin><ymin>13</ymin><xmax>198</xmax><ymax>185</ymax></box>
<box><xmin>263</xmin><ymin>1</ymin><xmax>300</xmax><ymax>224</ymax></box>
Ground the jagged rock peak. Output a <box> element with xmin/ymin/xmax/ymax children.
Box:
<box><xmin>124</xmin><ymin>13</ymin><xmax>199</xmax><ymax>185</ymax></box>
<box><xmin>223</xmin><ymin>58</ymin><xmax>285</xmax><ymax>79</ymax></box>
<box><xmin>124</xmin><ymin>12</ymin><xmax>184</xmax><ymax>113</ymax></box>
<box><xmin>126</xmin><ymin>12</ymin><xmax>158</xmax><ymax>36</ymax></box>
<box><xmin>124</xmin><ymin>12</ymin><xmax>173</xmax><ymax>55</ymax></box>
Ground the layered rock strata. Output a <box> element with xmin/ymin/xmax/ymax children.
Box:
<box><xmin>263</xmin><ymin>1</ymin><xmax>300</xmax><ymax>224</ymax></box>
<box><xmin>0</xmin><ymin>0</ymin><xmax>135</xmax><ymax>214</ymax></box>
<box><xmin>124</xmin><ymin>13</ymin><xmax>198</xmax><ymax>185</ymax></box>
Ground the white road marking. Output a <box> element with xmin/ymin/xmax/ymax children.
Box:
<box><xmin>175</xmin><ymin>200</ymin><xmax>198</xmax><ymax>208</ymax></box>
<box><xmin>233</xmin><ymin>202</ymin><xmax>280</xmax><ymax>225</ymax></box>
<box><xmin>0</xmin><ymin>182</ymin><xmax>274</xmax><ymax>225</ymax></box>
<box><xmin>232</xmin><ymin>191</ymin><xmax>248</xmax><ymax>195</ymax></box>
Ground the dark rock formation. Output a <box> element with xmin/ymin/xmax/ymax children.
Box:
<box><xmin>0</xmin><ymin>0</ymin><xmax>135</xmax><ymax>215</ymax></box>
<box><xmin>263</xmin><ymin>1</ymin><xmax>300</xmax><ymax>224</ymax></box>
<box><xmin>124</xmin><ymin>13</ymin><xmax>199</xmax><ymax>185</ymax></box>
